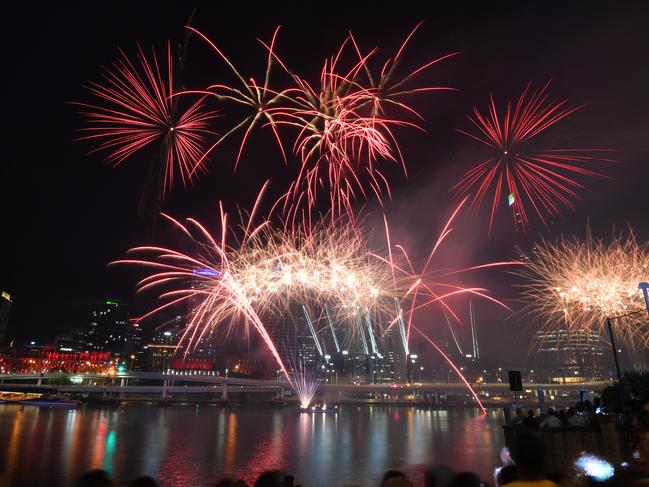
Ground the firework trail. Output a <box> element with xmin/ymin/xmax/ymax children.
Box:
<box><xmin>235</xmin><ymin>218</ymin><xmax>392</xmax><ymax>319</ymax></box>
<box><xmin>182</xmin><ymin>26</ymin><xmax>293</xmax><ymax>171</ymax></box>
<box><xmin>375</xmin><ymin>198</ymin><xmax>520</xmax><ymax>411</ymax></box>
<box><xmin>110</xmin><ymin>185</ymin><xmax>291</xmax><ymax>380</ymax></box>
<box><xmin>273</xmin><ymin>25</ymin><xmax>459</xmax><ymax>227</ymax></box>
<box><xmin>113</xmin><ymin>188</ymin><xmax>516</xmax><ymax>408</ymax></box>
<box><xmin>73</xmin><ymin>43</ymin><xmax>217</xmax><ymax>196</ymax></box>
<box><xmin>452</xmin><ymin>81</ymin><xmax>616</xmax><ymax>231</ymax></box>
<box><xmin>179</xmin><ymin>25</ymin><xmax>456</xmax><ymax>228</ymax></box>
<box><xmin>517</xmin><ymin>230</ymin><xmax>649</xmax><ymax>344</ymax></box>
<box><xmin>285</xmin><ymin>356</ymin><xmax>321</xmax><ymax>409</ymax></box>
<box><xmin>110</xmin><ymin>184</ymin><xmax>389</xmax><ymax>384</ymax></box>
<box><xmin>377</xmin><ymin>198</ymin><xmax>520</xmax><ymax>341</ymax></box>
<box><xmin>412</xmin><ymin>325</ymin><xmax>486</xmax><ymax>413</ymax></box>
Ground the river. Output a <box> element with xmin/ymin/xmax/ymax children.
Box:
<box><xmin>0</xmin><ymin>404</ymin><xmax>505</xmax><ymax>486</ymax></box>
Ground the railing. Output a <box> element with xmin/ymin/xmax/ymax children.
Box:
<box><xmin>503</xmin><ymin>419</ymin><xmax>626</xmax><ymax>473</ymax></box>
<box><xmin>0</xmin><ymin>371</ymin><xmax>611</xmax><ymax>392</ymax></box>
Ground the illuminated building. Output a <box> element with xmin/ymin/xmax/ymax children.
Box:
<box><xmin>124</xmin><ymin>319</ymin><xmax>145</xmax><ymax>368</ymax></box>
<box><xmin>4</xmin><ymin>350</ymin><xmax>111</xmax><ymax>374</ymax></box>
<box><xmin>54</xmin><ymin>327</ymin><xmax>91</xmax><ymax>352</ymax></box>
<box><xmin>88</xmin><ymin>300</ymin><xmax>129</xmax><ymax>356</ymax></box>
<box><xmin>169</xmin><ymin>356</ymin><xmax>213</xmax><ymax>371</ymax></box>
<box><xmin>0</xmin><ymin>291</ymin><xmax>12</xmax><ymax>344</ymax></box>
<box><xmin>145</xmin><ymin>316</ymin><xmax>184</xmax><ymax>371</ymax></box>
<box><xmin>533</xmin><ymin>329</ymin><xmax>607</xmax><ymax>383</ymax></box>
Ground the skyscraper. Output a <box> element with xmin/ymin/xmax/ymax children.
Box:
<box><xmin>55</xmin><ymin>327</ymin><xmax>91</xmax><ymax>352</ymax></box>
<box><xmin>145</xmin><ymin>316</ymin><xmax>184</xmax><ymax>371</ymax></box>
<box><xmin>87</xmin><ymin>300</ymin><xmax>129</xmax><ymax>356</ymax></box>
<box><xmin>0</xmin><ymin>291</ymin><xmax>12</xmax><ymax>344</ymax></box>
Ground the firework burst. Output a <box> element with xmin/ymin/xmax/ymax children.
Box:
<box><xmin>453</xmin><ymin>81</ymin><xmax>616</xmax><ymax>231</ymax></box>
<box><xmin>182</xmin><ymin>26</ymin><xmax>293</xmax><ymax>171</ymax></box>
<box><xmin>274</xmin><ymin>27</ymin><xmax>458</xmax><ymax>226</ymax></box>
<box><xmin>378</xmin><ymin>198</ymin><xmax>519</xmax><ymax>334</ymax></box>
<box><xmin>110</xmin><ymin>185</ymin><xmax>391</xmax><ymax>383</ymax></box>
<box><xmin>110</xmin><ymin>186</ymin><xmax>291</xmax><ymax>379</ymax></box>
<box><xmin>73</xmin><ymin>43</ymin><xmax>217</xmax><ymax>194</ymax></box>
<box><xmin>113</xmin><ymin>188</ymin><xmax>516</xmax><ymax>410</ymax></box>
<box><xmin>517</xmin><ymin>230</ymin><xmax>649</xmax><ymax>343</ymax></box>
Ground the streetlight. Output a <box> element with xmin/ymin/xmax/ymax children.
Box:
<box><xmin>606</xmin><ymin>317</ymin><xmax>623</xmax><ymax>383</ymax></box>
<box><xmin>606</xmin><ymin>308</ymin><xmax>647</xmax><ymax>383</ymax></box>
<box><xmin>640</xmin><ymin>282</ymin><xmax>649</xmax><ymax>318</ymax></box>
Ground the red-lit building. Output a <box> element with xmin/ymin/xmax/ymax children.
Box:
<box><xmin>170</xmin><ymin>356</ymin><xmax>214</xmax><ymax>371</ymax></box>
<box><xmin>1</xmin><ymin>349</ymin><xmax>112</xmax><ymax>374</ymax></box>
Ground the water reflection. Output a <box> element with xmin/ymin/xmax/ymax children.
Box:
<box><xmin>225</xmin><ymin>412</ymin><xmax>237</xmax><ymax>473</ymax></box>
<box><xmin>0</xmin><ymin>404</ymin><xmax>504</xmax><ymax>486</ymax></box>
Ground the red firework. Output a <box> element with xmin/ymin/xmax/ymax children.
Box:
<box><xmin>452</xmin><ymin>81</ymin><xmax>616</xmax><ymax>231</ymax></box>
<box><xmin>375</xmin><ymin>197</ymin><xmax>522</xmax><ymax>412</ymax></box>
<box><xmin>181</xmin><ymin>26</ymin><xmax>292</xmax><ymax>171</ymax></box>
<box><xmin>268</xmin><ymin>25</ymin><xmax>458</xmax><ymax>228</ymax></box>
<box><xmin>73</xmin><ymin>42</ymin><xmax>217</xmax><ymax>194</ymax></box>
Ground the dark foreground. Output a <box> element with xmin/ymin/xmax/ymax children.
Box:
<box><xmin>0</xmin><ymin>404</ymin><xmax>502</xmax><ymax>486</ymax></box>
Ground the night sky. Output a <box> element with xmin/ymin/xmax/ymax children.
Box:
<box><xmin>2</xmin><ymin>2</ymin><xmax>648</xmax><ymax>367</ymax></box>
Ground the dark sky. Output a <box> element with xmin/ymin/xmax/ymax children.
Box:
<box><xmin>2</xmin><ymin>2</ymin><xmax>648</xmax><ymax>367</ymax></box>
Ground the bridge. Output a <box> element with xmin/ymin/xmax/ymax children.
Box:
<box><xmin>0</xmin><ymin>372</ymin><xmax>610</xmax><ymax>404</ymax></box>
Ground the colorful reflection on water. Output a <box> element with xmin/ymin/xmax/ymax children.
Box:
<box><xmin>0</xmin><ymin>404</ymin><xmax>504</xmax><ymax>486</ymax></box>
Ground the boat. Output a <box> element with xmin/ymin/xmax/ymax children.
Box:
<box><xmin>19</xmin><ymin>394</ymin><xmax>81</xmax><ymax>408</ymax></box>
<box><xmin>301</xmin><ymin>403</ymin><xmax>339</xmax><ymax>414</ymax></box>
<box><xmin>1</xmin><ymin>386</ymin><xmax>57</xmax><ymax>404</ymax></box>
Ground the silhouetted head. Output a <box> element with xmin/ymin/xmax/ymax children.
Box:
<box><xmin>496</xmin><ymin>465</ymin><xmax>519</xmax><ymax>486</ymax></box>
<box><xmin>214</xmin><ymin>479</ymin><xmax>237</xmax><ymax>487</ymax></box>
<box><xmin>527</xmin><ymin>410</ymin><xmax>535</xmax><ymax>418</ymax></box>
<box><xmin>127</xmin><ymin>476</ymin><xmax>157</xmax><ymax>487</ymax></box>
<box><xmin>381</xmin><ymin>470</ymin><xmax>413</xmax><ymax>487</ymax></box>
<box><xmin>215</xmin><ymin>479</ymin><xmax>248</xmax><ymax>487</ymax></box>
<box><xmin>511</xmin><ymin>433</ymin><xmax>547</xmax><ymax>480</ymax></box>
<box><xmin>75</xmin><ymin>470</ymin><xmax>115</xmax><ymax>487</ymax></box>
<box><xmin>448</xmin><ymin>472</ymin><xmax>481</xmax><ymax>487</ymax></box>
<box><xmin>254</xmin><ymin>471</ymin><xmax>283</xmax><ymax>487</ymax></box>
<box><xmin>424</xmin><ymin>464</ymin><xmax>455</xmax><ymax>487</ymax></box>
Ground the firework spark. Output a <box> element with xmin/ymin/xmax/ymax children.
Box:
<box><xmin>286</xmin><ymin>358</ymin><xmax>321</xmax><ymax>409</ymax></box>
<box><xmin>518</xmin><ymin>230</ymin><xmax>649</xmax><ymax>343</ymax></box>
<box><xmin>109</xmin><ymin>185</ymin><xmax>391</xmax><ymax>384</ymax></box>
<box><xmin>273</xmin><ymin>27</ymin><xmax>458</xmax><ymax>226</ymax></box>
<box><xmin>180</xmin><ymin>24</ymin><xmax>455</xmax><ymax>226</ymax></box>
<box><xmin>453</xmin><ymin>81</ymin><xmax>616</xmax><ymax>231</ymax></box>
<box><xmin>113</xmin><ymin>190</ymin><xmax>515</xmax><ymax>408</ymax></box>
<box><xmin>182</xmin><ymin>26</ymin><xmax>293</xmax><ymax>171</ymax></box>
<box><xmin>377</xmin><ymin>198</ymin><xmax>520</xmax><ymax>340</ymax></box>
<box><xmin>235</xmin><ymin>220</ymin><xmax>391</xmax><ymax>318</ymax></box>
<box><xmin>375</xmin><ymin>198</ymin><xmax>520</xmax><ymax>412</ymax></box>
<box><xmin>110</xmin><ymin>188</ymin><xmax>290</xmax><ymax>380</ymax></box>
<box><xmin>73</xmin><ymin>43</ymin><xmax>217</xmax><ymax>194</ymax></box>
